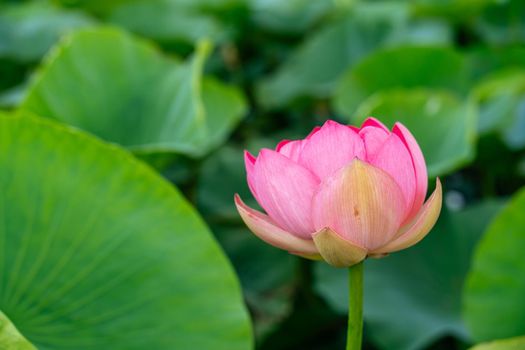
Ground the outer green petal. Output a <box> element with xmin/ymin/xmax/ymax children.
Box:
<box><xmin>313</xmin><ymin>228</ymin><xmax>367</xmax><ymax>268</ymax></box>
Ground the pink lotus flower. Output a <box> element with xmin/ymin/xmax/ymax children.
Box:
<box><xmin>234</xmin><ymin>118</ymin><xmax>442</xmax><ymax>267</ymax></box>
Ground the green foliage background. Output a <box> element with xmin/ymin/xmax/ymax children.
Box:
<box><xmin>0</xmin><ymin>0</ymin><xmax>524</xmax><ymax>349</ymax></box>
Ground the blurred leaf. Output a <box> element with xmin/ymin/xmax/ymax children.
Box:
<box><xmin>0</xmin><ymin>82</ymin><xmax>27</xmax><ymax>108</ymax></box>
<box><xmin>474</xmin><ymin>0</ymin><xmax>525</xmax><ymax>45</ymax></box>
<box><xmin>518</xmin><ymin>156</ymin><xmax>525</xmax><ymax>177</ymax></box>
<box><xmin>467</xmin><ymin>46</ymin><xmax>525</xmax><ymax>81</ymax></box>
<box><xmin>256</xmin><ymin>3</ymin><xmax>452</xmax><ymax>109</ymax></box>
<box><xmin>214</xmin><ymin>225</ymin><xmax>297</xmax><ymax>341</ymax></box>
<box><xmin>201</xmin><ymin>78</ymin><xmax>248</xmax><ymax>152</ymax></box>
<box><xmin>0</xmin><ymin>312</ymin><xmax>35</xmax><ymax>350</ymax></box>
<box><xmin>258</xmin><ymin>286</ymin><xmax>346</xmax><ymax>350</ymax></box>
<box><xmin>54</xmin><ymin>0</ymin><xmax>131</xmax><ymax>15</ymax></box>
<box><xmin>334</xmin><ymin>46</ymin><xmax>467</xmax><ymax>117</ymax></box>
<box><xmin>473</xmin><ymin>68</ymin><xmax>525</xmax><ymax>150</ymax></box>
<box><xmin>247</xmin><ymin>0</ymin><xmax>335</xmax><ymax>34</ymax></box>
<box><xmin>0</xmin><ymin>113</ymin><xmax>252</xmax><ymax>349</ymax></box>
<box><xmin>108</xmin><ymin>1</ymin><xmax>228</xmax><ymax>44</ymax></box>
<box><xmin>163</xmin><ymin>0</ymin><xmax>245</xmax><ymax>11</ymax></box>
<box><xmin>470</xmin><ymin>336</ymin><xmax>525</xmax><ymax>350</ymax></box>
<box><xmin>352</xmin><ymin>89</ymin><xmax>477</xmax><ymax>177</ymax></box>
<box><xmin>21</xmin><ymin>27</ymin><xmax>247</xmax><ymax>157</ymax></box>
<box><xmin>0</xmin><ymin>2</ymin><xmax>94</xmax><ymax>62</ymax></box>
<box><xmin>198</xmin><ymin>145</ymin><xmax>255</xmax><ymax>220</ymax></box>
<box><xmin>315</xmin><ymin>200</ymin><xmax>504</xmax><ymax>350</ymax></box>
<box><xmin>463</xmin><ymin>187</ymin><xmax>525</xmax><ymax>342</ymax></box>
<box><xmin>197</xmin><ymin>145</ymin><xmax>297</xmax><ymax>340</ymax></box>
<box><xmin>55</xmin><ymin>0</ymin><xmax>244</xmax><ymax>16</ymax></box>
<box><xmin>412</xmin><ymin>0</ymin><xmax>493</xmax><ymax>19</ymax></box>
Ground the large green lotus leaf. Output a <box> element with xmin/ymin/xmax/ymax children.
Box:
<box><xmin>334</xmin><ymin>46</ymin><xmax>467</xmax><ymax>117</ymax></box>
<box><xmin>108</xmin><ymin>1</ymin><xmax>228</xmax><ymax>44</ymax></box>
<box><xmin>0</xmin><ymin>2</ymin><xmax>94</xmax><ymax>62</ymax></box>
<box><xmin>470</xmin><ymin>336</ymin><xmax>525</xmax><ymax>350</ymax></box>
<box><xmin>0</xmin><ymin>113</ymin><xmax>252</xmax><ymax>349</ymax></box>
<box><xmin>353</xmin><ymin>89</ymin><xmax>476</xmax><ymax>177</ymax></box>
<box><xmin>463</xmin><ymin>188</ymin><xmax>525</xmax><ymax>342</ymax></box>
<box><xmin>21</xmin><ymin>27</ymin><xmax>246</xmax><ymax>157</ymax></box>
<box><xmin>314</xmin><ymin>201</ymin><xmax>504</xmax><ymax>350</ymax></box>
<box><xmin>255</xmin><ymin>2</ymin><xmax>451</xmax><ymax>109</ymax></box>
<box><xmin>473</xmin><ymin>68</ymin><xmax>525</xmax><ymax>150</ymax></box>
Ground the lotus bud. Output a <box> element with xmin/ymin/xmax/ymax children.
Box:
<box><xmin>235</xmin><ymin>118</ymin><xmax>442</xmax><ymax>267</ymax></box>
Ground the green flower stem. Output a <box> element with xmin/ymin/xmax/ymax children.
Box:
<box><xmin>346</xmin><ymin>261</ymin><xmax>364</xmax><ymax>350</ymax></box>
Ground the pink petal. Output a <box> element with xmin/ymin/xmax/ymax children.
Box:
<box><xmin>312</xmin><ymin>227</ymin><xmax>367</xmax><ymax>267</ymax></box>
<box><xmin>276</xmin><ymin>125</ymin><xmax>321</xmax><ymax>162</ymax></box>
<box><xmin>359</xmin><ymin>125</ymin><xmax>389</xmax><ymax>158</ymax></box>
<box><xmin>366</xmin><ymin>133</ymin><xmax>415</xmax><ymax>221</ymax></box>
<box><xmin>253</xmin><ymin>149</ymin><xmax>319</xmax><ymax>238</ymax></box>
<box><xmin>360</xmin><ymin>117</ymin><xmax>389</xmax><ymax>132</ymax></box>
<box><xmin>235</xmin><ymin>194</ymin><xmax>319</xmax><ymax>255</ymax></box>
<box><xmin>298</xmin><ymin>120</ymin><xmax>365</xmax><ymax>179</ymax></box>
<box><xmin>393</xmin><ymin>122</ymin><xmax>428</xmax><ymax>221</ymax></box>
<box><xmin>311</xmin><ymin>160</ymin><xmax>406</xmax><ymax>250</ymax></box>
<box><xmin>275</xmin><ymin>139</ymin><xmax>291</xmax><ymax>152</ymax></box>
<box><xmin>277</xmin><ymin>139</ymin><xmax>303</xmax><ymax>162</ymax></box>
<box><xmin>244</xmin><ymin>150</ymin><xmax>257</xmax><ymax>199</ymax></box>
<box><xmin>371</xmin><ymin>178</ymin><xmax>442</xmax><ymax>254</ymax></box>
